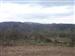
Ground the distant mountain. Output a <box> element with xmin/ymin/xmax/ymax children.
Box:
<box><xmin>0</xmin><ymin>22</ymin><xmax>74</xmax><ymax>32</ymax></box>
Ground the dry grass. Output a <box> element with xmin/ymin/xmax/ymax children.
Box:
<box><xmin>0</xmin><ymin>45</ymin><xmax>75</xmax><ymax>56</ymax></box>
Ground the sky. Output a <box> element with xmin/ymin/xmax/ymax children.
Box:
<box><xmin>0</xmin><ymin>0</ymin><xmax>75</xmax><ymax>24</ymax></box>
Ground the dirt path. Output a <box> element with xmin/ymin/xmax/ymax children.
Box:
<box><xmin>0</xmin><ymin>45</ymin><xmax>75</xmax><ymax>56</ymax></box>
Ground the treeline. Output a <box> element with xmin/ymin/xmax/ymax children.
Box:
<box><xmin>0</xmin><ymin>22</ymin><xmax>75</xmax><ymax>47</ymax></box>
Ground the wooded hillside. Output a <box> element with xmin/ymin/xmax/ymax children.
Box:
<box><xmin>0</xmin><ymin>22</ymin><xmax>75</xmax><ymax>46</ymax></box>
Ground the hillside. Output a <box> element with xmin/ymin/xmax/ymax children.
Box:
<box><xmin>0</xmin><ymin>22</ymin><xmax>75</xmax><ymax>46</ymax></box>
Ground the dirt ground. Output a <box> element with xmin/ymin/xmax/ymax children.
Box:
<box><xmin>0</xmin><ymin>45</ymin><xmax>75</xmax><ymax>56</ymax></box>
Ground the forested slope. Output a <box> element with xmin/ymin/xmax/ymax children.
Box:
<box><xmin>0</xmin><ymin>22</ymin><xmax>75</xmax><ymax>46</ymax></box>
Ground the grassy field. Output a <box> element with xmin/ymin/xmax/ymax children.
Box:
<box><xmin>0</xmin><ymin>45</ymin><xmax>75</xmax><ymax>56</ymax></box>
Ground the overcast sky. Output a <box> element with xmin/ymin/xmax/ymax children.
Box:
<box><xmin>0</xmin><ymin>0</ymin><xmax>75</xmax><ymax>24</ymax></box>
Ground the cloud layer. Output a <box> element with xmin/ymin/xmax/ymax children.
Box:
<box><xmin>0</xmin><ymin>0</ymin><xmax>74</xmax><ymax>24</ymax></box>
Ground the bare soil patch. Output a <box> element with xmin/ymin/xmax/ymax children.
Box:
<box><xmin>0</xmin><ymin>45</ymin><xmax>75</xmax><ymax>56</ymax></box>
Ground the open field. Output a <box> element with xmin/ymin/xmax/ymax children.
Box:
<box><xmin>0</xmin><ymin>45</ymin><xmax>75</xmax><ymax>56</ymax></box>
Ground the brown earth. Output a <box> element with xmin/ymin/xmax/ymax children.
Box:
<box><xmin>0</xmin><ymin>45</ymin><xmax>75</xmax><ymax>56</ymax></box>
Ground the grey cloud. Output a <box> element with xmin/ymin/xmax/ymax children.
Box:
<box><xmin>17</xmin><ymin>12</ymin><xmax>72</xmax><ymax>20</ymax></box>
<box><xmin>1</xmin><ymin>0</ymin><xmax>73</xmax><ymax>7</ymax></box>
